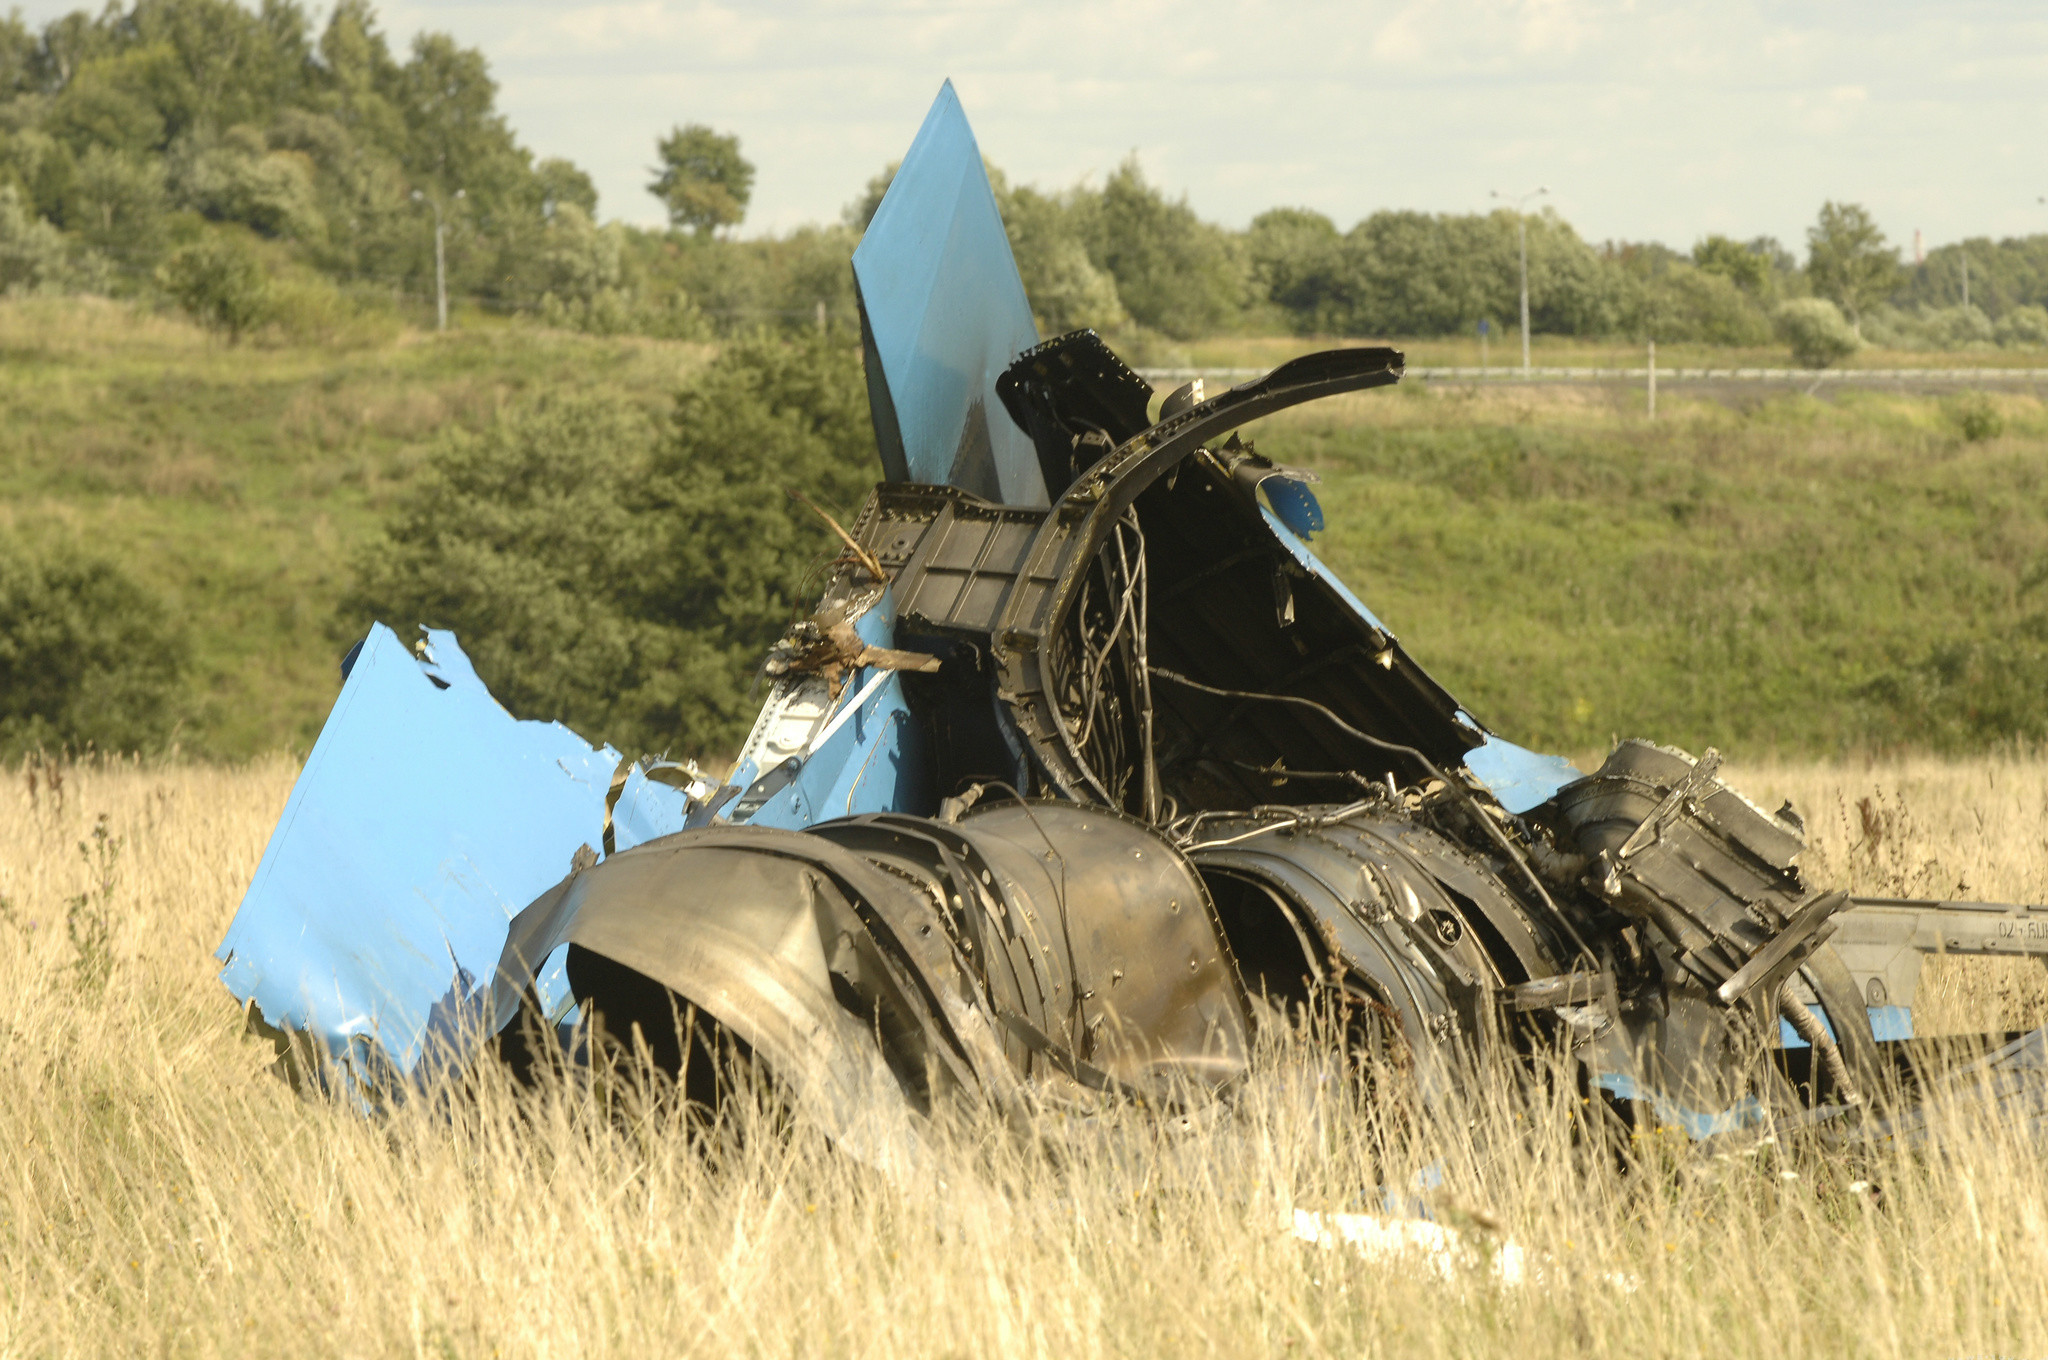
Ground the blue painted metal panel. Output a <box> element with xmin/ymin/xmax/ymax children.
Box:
<box><xmin>1258</xmin><ymin>504</ymin><xmax>1391</xmax><ymax>633</ymax></box>
<box><xmin>1594</xmin><ymin>1072</ymin><xmax>1768</xmax><ymax>1138</ymax></box>
<box><xmin>852</xmin><ymin>80</ymin><xmax>1046</xmax><ymax>507</ymax></box>
<box><xmin>1773</xmin><ymin>1003</ymin><xmax>1911</xmax><ymax>1046</ymax></box>
<box><xmin>1258</xmin><ymin>504</ymin><xmax>1582</xmax><ymax>814</ymax></box>
<box><xmin>610</xmin><ymin>765</ymin><xmax>691</xmax><ymax>853</ymax></box>
<box><xmin>1777</xmin><ymin>1002</ymin><xmax>1841</xmax><ymax>1048</ymax></box>
<box><xmin>723</xmin><ymin>589</ymin><xmax>932</xmax><ymax>830</ymax></box>
<box><xmin>216</xmin><ymin>624</ymin><xmax>618</xmax><ymax>1079</ymax></box>
<box><xmin>1261</xmin><ymin>478</ymin><xmax>1325</xmax><ymax>537</ymax></box>
<box><xmin>1868</xmin><ymin>1004</ymin><xmax>1913</xmax><ymax>1041</ymax></box>
<box><xmin>1464</xmin><ymin>737</ymin><xmax>1583</xmax><ymax>814</ymax></box>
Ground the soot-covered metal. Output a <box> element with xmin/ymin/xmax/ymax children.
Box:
<box><xmin>219</xmin><ymin>81</ymin><xmax>2048</xmax><ymax>1152</ymax></box>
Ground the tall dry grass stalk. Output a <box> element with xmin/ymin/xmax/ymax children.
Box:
<box><xmin>2</xmin><ymin>754</ymin><xmax>2044</xmax><ymax>1357</ymax></box>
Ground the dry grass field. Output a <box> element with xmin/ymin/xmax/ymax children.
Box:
<box><xmin>2</xmin><ymin>753</ymin><xmax>2046</xmax><ymax>1358</ymax></box>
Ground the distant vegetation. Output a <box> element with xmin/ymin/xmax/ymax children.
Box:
<box><xmin>2</xmin><ymin>1</ymin><xmax>2047</xmax><ymax>361</ymax></box>
<box><xmin>6</xmin><ymin>1</ymin><xmax>2048</xmax><ymax>763</ymax></box>
<box><xmin>4</xmin><ymin>298</ymin><xmax>2047</xmax><ymax>763</ymax></box>
<box><xmin>343</xmin><ymin>334</ymin><xmax>875</xmax><ymax>759</ymax></box>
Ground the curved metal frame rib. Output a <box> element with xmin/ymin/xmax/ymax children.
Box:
<box><xmin>987</xmin><ymin>348</ymin><xmax>1404</xmax><ymax>801</ymax></box>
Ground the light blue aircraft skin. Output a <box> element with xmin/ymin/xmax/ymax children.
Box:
<box><xmin>213</xmin><ymin>82</ymin><xmax>1584</xmax><ymax>1089</ymax></box>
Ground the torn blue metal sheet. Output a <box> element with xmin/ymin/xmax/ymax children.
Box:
<box><xmin>852</xmin><ymin>80</ymin><xmax>1047</xmax><ymax>508</ymax></box>
<box><xmin>1867</xmin><ymin>1005</ymin><xmax>1913</xmax><ymax>1042</ymax></box>
<box><xmin>216</xmin><ymin>623</ymin><xmax>618</xmax><ymax>1079</ymax></box>
<box><xmin>1258</xmin><ymin>505</ymin><xmax>1584</xmax><ymax>810</ymax></box>
<box><xmin>732</xmin><ymin>593</ymin><xmax>932</xmax><ymax>830</ymax></box>
<box><xmin>1464</xmin><ymin>738</ymin><xmax>1584</xmax><ymax>815</ymax></box>
<box><xmin>1260</xmin><ymin>477</ymin><xmax>1325</xmax><ymax>538</ymax></box>
<box><xmin>610</xmin><ymin>765</ymin><xmax>692</xmax><ymax>853</ymax></box>
<box><xmin>739</xmin><ymin>670</ymin><xmax>929</xmax><ymax>829</ymax></box>
<box><xmin>1594</xmin><ymin>1072</ymin><xmax>1769</xmax><ymax>1138</ymax></box>
<box><xmin>1258</xmin><ymin>504</ymin><xmax>1391</xmax><ymax>634</ymax></box>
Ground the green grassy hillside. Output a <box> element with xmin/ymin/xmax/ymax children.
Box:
<box><xmin>1263</xmin><ymin>381</ymin><xmax>2048</xmax><ymax>758</ymax></box>
<box><xmin>0</xmin><ymin>299</ymin><xmax>710</xmax><ymax>755</ymax></box>
<box><xmin>4</xmin><ymin>298</ymin><xmax>2044</xmax><ymax>760</ymax></box>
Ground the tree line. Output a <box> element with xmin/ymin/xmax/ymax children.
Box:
<box><xmin>3</xmin><ymin>0</ymin><xmax>2047</xmax><ymax>359</ymax></box>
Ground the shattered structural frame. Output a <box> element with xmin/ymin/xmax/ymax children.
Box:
<box><xmin>219</xmin><ymin>81</ymin><xmax>2048</xmax><ymax>1151</ymax></box>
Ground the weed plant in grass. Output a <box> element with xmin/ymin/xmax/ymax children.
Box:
<box><xmin>1</xmin><ymin>755</ymin><xmax>2046</xmax><ymax>1356</ymax></box>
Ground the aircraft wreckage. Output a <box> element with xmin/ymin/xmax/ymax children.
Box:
<box><xmin>219</xmin><ymin>83</ymin><xmax>2048</xmax><ymax>1153</ymax></box>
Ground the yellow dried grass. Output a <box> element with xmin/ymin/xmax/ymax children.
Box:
<box><xmin>0</xmin><ymin>754</ymin><xmax>2042</xmax><ymax>1357</ymax></box>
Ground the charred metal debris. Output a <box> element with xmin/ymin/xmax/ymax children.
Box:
<box><xmin>219</xmin><ymin>82</ymin><xmax>2048</xmax><ymax>1156</ymax></box>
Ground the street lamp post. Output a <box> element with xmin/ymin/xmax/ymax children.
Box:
<box><xmin>1491</xmin><ymin>186</ymin><xmax>1548</xmax><ymax>371</ymax></box>
<box><xmin>411</xmin><ymin>188</ymin><xmax>465</xmax><ymax>331</ymax></box>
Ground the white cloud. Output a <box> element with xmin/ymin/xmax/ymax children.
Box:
<box><xmin>7</xmin><ymin>0</ymin><xmax>2046</xmax><ymax>248</ymax></box>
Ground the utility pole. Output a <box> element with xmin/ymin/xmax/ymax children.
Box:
<box><xmin>1647</xmin><ymin>339</ymin><xmax>1656</xmax><ymax>420</ymax></box>
<box><xmin>412</xmin><ymin>187</ymin><xmax>465</xmax><ymax>331</ymax></box>
<box><xmin>1960</xmin><ymin>246</ymin><xmax>1969</xmax><ymax>312</ymax></box>
<box><xmin>1492</xmin><ymin>186</ymin><xmax>1547</xmax><ymax>371</ymax></box>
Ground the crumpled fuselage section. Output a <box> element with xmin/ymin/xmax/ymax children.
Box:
<box><xmin>217</xmin><ymin>82</ymin><xmax>2048</xmax><ymax>1154</ymax></box>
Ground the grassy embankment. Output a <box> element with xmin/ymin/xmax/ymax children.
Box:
<box><xmin>1143</xmin><ymin>331</ymin><xmax>2048</xmax><ymax>370</ymax></box>
<box><xmin>1</xmin><ymin>753</ymin><xmax>2045</xmax><ymax>1355</ymax></box>
<box><xmin>0</xmin><ymin>298</ymin><xmax>712</xmax><ymax>756</ymax></box>
<box><xmin>5</xmin><ymin>297</ymin><xmax>2047</xmax><ymax>760</ymax></box>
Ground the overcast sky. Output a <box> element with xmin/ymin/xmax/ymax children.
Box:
<box><xmin>19</xmin><ymin>1</ymin><xmax>2048</xmax><ymax>252</ymax></box>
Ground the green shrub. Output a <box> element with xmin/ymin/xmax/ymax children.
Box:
<box><xmin>159</xmin><ymin>234</ymin><xmax>269</xmax><ymax>340</ymax></box>
<box><xmin>0</xmin><ymin>542</ymin><xmax>188</xmax><ymax>757</ymax></box>
<box><xmin>1945</xmin><ymin>391</ymin><xmax>2005</xmax><ymax>442</ymax></box>
<box><xmin>1995</xmin><ymin>304</ymin><xmax>2048</xmax><ymax>349</ymax></box>
<box><xmin>1775</xmin><ymin>297</ymin><xmax>1861</xmax><ymax>367</ymax></box>
<box><xmin>344</xmin><ymin>332</ymin><xmax>874</xmax><ymax>759</ymax></box>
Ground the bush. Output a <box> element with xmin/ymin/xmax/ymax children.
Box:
<box><xmin>344</xmin><ymin>333</ymin><xmax>874</xmax><ymax>759</ymax></box>
<box><xmin>0</xmin><ymin>184</ymin><xmax>84</xmax><ymax>295</ymax></box>
<box><xmin>0</xmin><ymin>542</ymin><xmax>187</xmax><ymax>757</ymax></box>
<box><xmin>160</xmin><ymin>234</ymin><xmax>269</xmax><ymax>340</ymax></box>
<box><xmin>1995</xmin><ymin>304</ymin><xmax>2048</xmax><ymax>349</ymax></box>
<box><xmin>1945</xmin><ymin>391</ymin><xmax>2004</xmax><ymax>442</ymax></box>
<box><xmin>1923</xmin><ymin>304</ymin><xmax>1994</xmax><ymax>350</ymax></box>
<box><xmin>1775</xmin><ymin>297</ymin><xmax>1861</xmax><ymax>368</ymax></box>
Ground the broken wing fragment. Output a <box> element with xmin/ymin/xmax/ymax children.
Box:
<box><xmin>217</xmin><ymin>624</ymin><xmax>639</xmax><ymax>1085</ymax></box>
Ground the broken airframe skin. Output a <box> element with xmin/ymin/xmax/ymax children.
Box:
<box><xmin>219</xmin><ymin>82</ymin><xmax>2048</xmax><ymax>1145</ymax></box>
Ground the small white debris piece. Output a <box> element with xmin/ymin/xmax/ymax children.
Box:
<box><xmin>1289</xmin><ymin>1210</ymin><xmax>1640</xmax><ymax>1292</ymax></box>
<box><xmin>1289</xmin><ymin>1209</ymin><xmax>1526</xmax><ymax>1285</ymax></box>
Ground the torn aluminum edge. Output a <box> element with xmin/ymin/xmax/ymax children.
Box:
<box><xmin>218</xmin><ymin>585</ymin><xmax>926</xmax><ymax>1090</ymax></box>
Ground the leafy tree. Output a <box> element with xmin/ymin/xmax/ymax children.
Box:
<box><xmin>0</xmin><ymin>184</ymin><xmax>85</xmax><ymax>293</ymax></box>
<box><xmin>43</xmin><ymin>46</ymin><xmax>173</xmax><ymax>156</ymax></box>
<box><xmin>1002</xmin><ymin>182</ymin><xmax>1124</xmax><ymax>334</ymax></box>
<box><xmin>346</xmin><ymin>334</ymin><xmax>872</xmax><ymax>757</ymax></box>
<box><xmin>1691</xmin><ymin>234</ymin><xmax>1772</xmax><ymax>294</ymax></box>
<box><xmin>168</xmin><ymin>125</ymin><xmax>322</xmax><ymax>240</ymax></box>
<box><xmin>1089</xmin><ymin>156</ymin><xmax>1244</xmax><ymax>339</ymax></box>
<box><xmin>1247</xmin><ymin>207</ymin><xmax>1346</xmax><ymax>332</ymax></box>
<box><xmin>1623</xmin><ymin>263</ymin><xmax>1772</xmax><ymax>345</ymax></box>
<box><xmin>69</xmin><ymin>144</ymin><xmax>166</xmax><ymax>269</ymax></box>
<box><xmin>1805</xmin><ymin>201</ymin><xmax>1897</xmax><ymax>330</ymax></box>
<box><xmin>0</xmin><ymin>12</ymin><xmax>35</xmax><ymax>97</ymax></box>
<box><xmin>649</xmin><ymin>123</ymin><xmax>752</xmax><ymax>236</ymax></box>
<box><xmin>1899</xmin><ymin>236</ymin><xmax>2048</xmax><ymax>320</ymax></box>
<box><xmin>160</xmin><ymin>232</ymin><xmax>269</xmax><ymax>339</ymax></box>
<box><xmin>843</xmin><ymin>160</ymin><xmax>896</xmax><ymax>231</ymax></box>
<box><xmin>0</xmin><ymin>540</ymin><xmax>188</xmax><ymax>757</ymax></box>
<box><xmin>537</xmin><ymin>156</ymin><xmax>597</xmax><ymax>218</ymax></box>
<box><xmin>1775</xmin><ymin>297</ymin><xmax>1861</xmax><ymax>367</ymax></box>
<box><xmin>1995</xmin><ymin>304</ymin><xmax>2048</xmax><ymax>348</ymax></box>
